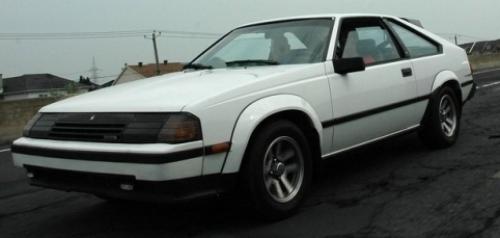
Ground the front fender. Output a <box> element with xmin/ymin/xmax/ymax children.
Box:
<box><xmin>221</xmin><ymin>95</ymin><xmax>323</xmax><ymax>174</ymax></box>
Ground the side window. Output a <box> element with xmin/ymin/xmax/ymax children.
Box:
<box><xmin>337</xmin><ymin>18</ymin><xmax>401</xmax><ymax>65</ymax></box>
<box><xmin>387</xmin><ymin>21</ymin><xmax>440</xmax><ymax>58</ymax></box>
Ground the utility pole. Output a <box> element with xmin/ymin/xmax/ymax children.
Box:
<box><xmin>469</xmin><ymin>41</ymin><xmax>477</xmax><ymax>55</ymax></box>
<box><xmin>454</xmin><ymin>35</ymin><xmax>458</xmax><ymax>45</ymax></box>
<box><xmin>90</xmin><ymin>56</ymin><xmax>99</xmax><ymax>82</ymax></box>
<box><xmin>145</xmin><ymin>31</ymin><xmax>162</xmax><ymax>75</ymax></box>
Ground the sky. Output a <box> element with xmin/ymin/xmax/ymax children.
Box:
<box><xmin>1</xmin><ymin>0</ymin><xmax>499</xmax><ymax>84</ymax></box>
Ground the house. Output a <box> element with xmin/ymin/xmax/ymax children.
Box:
<box><xmin>114</xmin><ymin>61</ymin><xmax>184</xmax><ymax>85</ymax></box>
<box><xmin>78</xmin><ymin>76</ymin><xmax>100</xmax><ymax>91</ymax></box>
<box><xmin>0</xmin><ymin>73</ymin><xmax>89</xmax><ymax>101</ymax></box>
<box><xmin>100</xmin><ymin>79</ymin><xmax>115</xmax><ymax>88</ymax></box>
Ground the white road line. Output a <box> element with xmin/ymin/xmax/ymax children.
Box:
<box><xmin>479</xmin><ymin>81</ymin><xmax>500</xmax><ymax>89</ymax></box>
<box><xmin>0</xmin><ymin>148</ymin><xmax>11</xmax><ymax>153</ymax></box>
<box><xmin>474</xmin><ymin>68</ymin><xmax>500</xmax><ymax>75</ymax></box>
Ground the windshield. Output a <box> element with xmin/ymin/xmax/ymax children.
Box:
<box><xmin>192</xmin><ymin>19</ymin><xmax>334</xmax><ymax>68</ymax></box>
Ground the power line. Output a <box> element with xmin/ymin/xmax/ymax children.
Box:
<box><xmin>0</xmin><ymin>29</ymin><xmax>221</xmax><ymax>40</ymax></box>
<box><xmin>59</xmin><ymin>70</ymin><xmax>92</xmax><ymax>77</ymax></box>
<box><xmin>436</xmin><ymin>33</ymin><xmax>488</xmax><ymax>41</ymax></box>
<box><xmin>0</xmin><ymin>29</ymin><xmax>221</xmax><ymax>36</ymax></box>
<box><xmin>93</xmin><ymin>74</ymin><xmax>120</xmax><ymax>79</ymax></box>
<box><xmin>0</xmin><ymin>35</ymin><xmax>219</xmax><ymax>40</ymax></box>
<box><xmin>158</xmin><ymin>30</ymin><xmax>221</xmax><ymax>36</ymax></box>
<box><xmin>0</xmin><ymin>30</ymin><xmax>150</xmax><ymax>39</ymax></box>
<box><xmin>159</xmin><ymin>34</ymin><xmax>220</xmax><ymax>40</ymax></box>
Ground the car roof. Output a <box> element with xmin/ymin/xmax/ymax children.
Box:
<box><xmin>239</xmin><ymin>13</ymin><xmax>399</xmax><ymax>28</ymax></box>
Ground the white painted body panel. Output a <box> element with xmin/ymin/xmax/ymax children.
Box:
<box><xmin>12</xmin><ymin>137</ymin><xmax>204</xmax><ymax>180</ymax></box>
<box><xmin>326</xmin><ymin>60</ymin><xmax>418</xmax><ymax>151</ymax></box>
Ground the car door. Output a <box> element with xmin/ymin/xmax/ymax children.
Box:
<box><xmin>384</xmin><ymin>18</ymin><xmax>444</xmax><ymax>118</ymax></box>
<box><xmin>325</xmin><ymin>17</ymin><xmax>419</xmax><ymax>153</ymax></box>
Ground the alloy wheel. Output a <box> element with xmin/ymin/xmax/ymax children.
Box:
<box><xmin>262</xmin><ymin>136</ymin><xmax>304</xmax><ymax>203</ymax></box>
<box><xmin>439</xmin><ymin>94</ymin><xmax>457</xmax><ymax>137</ymax></box>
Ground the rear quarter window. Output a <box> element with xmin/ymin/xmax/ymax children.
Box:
<box><xmin>387</xmin><ymin>20</ymin><xmax>440</xmax><ymax>58</ymax></box>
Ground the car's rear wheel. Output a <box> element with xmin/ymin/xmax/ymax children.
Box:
<box><xmin>419</xmin><ymin>86</ymin><xmax>461</xmax><ymax>148</ymax></box>
<box><xmin>242</xmin><ymin>120</ymin><xmax>312</xmax><ymax>220</ymax></box>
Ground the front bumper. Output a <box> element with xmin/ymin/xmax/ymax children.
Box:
<box><xmin>11</xmin><ymin>137</ymin><xmax>234</xmax><ymax>202</ymax></box>
<box><xmin>24</xmin><ymin>165</ymin><xmax>237</xmax><ymax>202</ymax></box>
<box><xmin>11</xmin><ymin>137</ymin><xmax>206</xmax><ymax>181</ymax></box>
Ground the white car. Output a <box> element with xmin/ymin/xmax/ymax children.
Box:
<box><xmin>12</xmin><ymin>14</ymin><xmax>475</xmax><ymax>219</ymax></box>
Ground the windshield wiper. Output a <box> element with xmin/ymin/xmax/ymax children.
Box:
<box><xmin>225</xmin><ymin>59</ymin><xmax>279</xmax><ymax>67</ymax></box>
<box><xmin>183</xmin><ymin>63</ymin><xmax>213</xmax><ymax>70</ymax></box>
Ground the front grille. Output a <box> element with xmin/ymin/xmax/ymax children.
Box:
<box><xmin>49</xmin><ymin>122</ymin><xmax>126</xmax><ymax>142</ymax></box>
<box><xmin>28</xmin><ymin>113</ymin><xmax>169</xmax><ymax>143</ymax></box>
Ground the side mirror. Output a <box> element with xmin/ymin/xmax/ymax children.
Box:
<box><xmin>333</xmin><ymin>57</ymin><xmax>366</xmax><ymax>75</ymax></box>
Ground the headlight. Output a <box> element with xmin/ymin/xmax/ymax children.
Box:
<box><xmin>22</xmin><ymin>113</ymin><xmax>42</xmax><ymax>137</ymax></box>
<box><xmin>157</xmin><ymin>113</ymin><xmax>202</xmax><ymax>143</ymax></box>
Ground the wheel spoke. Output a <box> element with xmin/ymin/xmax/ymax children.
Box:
<box><xmin>274</xmin><ymin>141</ymin><xmax>282</xmax><ymax>158</ymax></box>
<box><xmin>445</xmin><ymin>118</ymin><xmax>454</xmax><ymax>127</ymax></box>
<box><xmin>280</xmin><ymin>175</ymin><xmax>293</xmax><ymax>194</ymax></box>
<box><xmin>442</xmin><ymin>122</ymin><xmax>449</xmax><ymax>133</ymax></box>
<box><xmin>265</xmin><ymin>158</ymin><xmax>272</xmax><ymax>173</ymax></box>
<box><xmin>286</xmin><ymin>163</ymin><xmax>299</xmax><ymax>173</ymax></box>
<box><xmin>280</xmin><ymin>148</ymin><xmax>295</xmax><ymax>162</ymax></box>
<box><xmin>443</xmin><ymin>99</ymin><xmax>449</xmax><ymax>109</ymax></box>
<box><xmin>443</xmin><ymin>123</ymin><xmax>452</xmax><ymax>134</ymax></box>
<box><xmin>265</xmin><ymin>177</ymin><xmax>273</xmax><ymax>189</ymax></box>
<box><xmin>273</xmin><ymin>180</ymin><xmax>285</xmax><ymax>198</ymax></box>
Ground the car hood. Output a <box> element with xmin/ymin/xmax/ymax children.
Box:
<box><xmin>41</xmin><ymin>65</ymin><xmax>314</xmax><ymax>113</ymax></box>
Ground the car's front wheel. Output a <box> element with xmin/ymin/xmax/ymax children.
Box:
<box><xmin>242</xmin><ymin>120</ymin><xmax>312</xmax><ymax>220</ymax></box>
<box><xmin>419</xmin><ymin>86</ymin><xmax>461</xmax><ymax>148</ymax></box>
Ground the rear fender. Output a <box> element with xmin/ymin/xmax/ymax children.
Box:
<box><xmin>431</xmin><ymin>70</ymin><xmax>460</xmax><ymax>92</ymax></box>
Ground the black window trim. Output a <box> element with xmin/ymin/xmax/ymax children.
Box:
<box><xmin>383</xmin><ymin>17</ymin><xmax>443</xmax><ymax>59</ymax></box>
<box><xmin>333</xmin><ymin>16</ymin><xmax>409</xmax><ymax>68</ymax></box>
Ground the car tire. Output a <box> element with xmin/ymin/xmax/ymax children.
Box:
<box><xmin>242</xmin><ymin>120</ymin><xmax>312</xmax><ymax>220</ymax></box>
<box><xmin>419</xmin><ymin>86</ymin><xmax>461</xmax><ymax>149</ymax></box>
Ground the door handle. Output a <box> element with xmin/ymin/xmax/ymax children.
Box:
<box><xmin>402</xmin><ymin>68</ymin><xmax>413</xmax><ymax>77</ymax></box>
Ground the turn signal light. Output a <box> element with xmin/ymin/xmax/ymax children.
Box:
<box><xmin>208</xmin><ymin>142</ymin><xmax>231</xmax><ymax>154</ymax></box>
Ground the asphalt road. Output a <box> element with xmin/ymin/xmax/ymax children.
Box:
<box><xmin>1</xmin><ymin>70</ymin><xmax>500</xmax><ymax>238</ymax></box>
